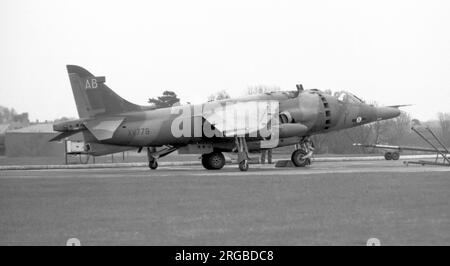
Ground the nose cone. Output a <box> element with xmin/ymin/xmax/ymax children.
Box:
<box><xmin>376</xmin><ymin>107</ymin><xmax>401</xmax><ymax>121</ymax></box>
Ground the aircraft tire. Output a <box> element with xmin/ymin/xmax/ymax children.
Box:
<box><xmin>201</xmin><ymin>156</ymin><xmax>212</xmax><ymax>170</ymax></box>
<box><xmin>384</xmin><ymin>152</ymin><xmax>393</xmax><ymax>160</ymax></box>
<box><xmin>391</xmin><ymin>152</ymin><xmax>400</xmax><ymax>160</ymax></box>
<box><xmin>291</xmin><ymin>149</ymin><xmax>309</xmax><ymax>167</ymax></box>
<box><xmin>239</xmin><ymin>160</ymin><xmax>249</xmax><ymax>171</ymax></box>
<box><xmin>202</xmin><ymin>152</ymin><xmax>225</xmax><ymax>170</ymax></box>
<box><xmin>149</xmin><ymin>160</ymin><xmax>158</xmax><ymax>170</ymax></box>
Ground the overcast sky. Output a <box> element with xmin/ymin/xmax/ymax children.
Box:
<box><xmin>1</xmin><ymin>0</ymin><xmax>449</xmax><ymax>122</ymax></box>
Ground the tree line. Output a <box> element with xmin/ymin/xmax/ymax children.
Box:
<box><xmin>0</xmin><ymin>106</ymin><xmax>29</xmax><ymax>124</ymax></box>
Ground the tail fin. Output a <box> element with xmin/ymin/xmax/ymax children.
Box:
<box><xmin>67</xmin><ymin>65</ymin><xmax>144</xmax><ymax>118</ymax></box>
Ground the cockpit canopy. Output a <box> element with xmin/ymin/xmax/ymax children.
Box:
<box><xmin>334</xmin><ymin>91</ymin><xmax>365</xmax><ymax>104</ymax></box>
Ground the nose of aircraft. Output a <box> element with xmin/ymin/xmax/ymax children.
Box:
<box><xmin>376</xmin><ymin>106</ymin><xmax>401</xmax><ymax>120</ymax></box>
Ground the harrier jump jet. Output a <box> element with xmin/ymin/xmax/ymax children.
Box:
<box><xmin>52</xmin><ymin>65</ymin><xmax>401</xmax><ymax>171</ymax></box>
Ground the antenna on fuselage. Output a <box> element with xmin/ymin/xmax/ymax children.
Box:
<box><xmin>293</xmin><ymin>84</ymin><xmax>304</xmax><ymax>97</ymax></box>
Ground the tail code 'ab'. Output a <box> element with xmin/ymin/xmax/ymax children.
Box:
<box><xmin>67</xmin><ymin>65</ymin><xmax>143</xmax><ymax>118</ymax></box>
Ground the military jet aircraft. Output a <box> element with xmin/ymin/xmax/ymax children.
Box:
<box><xmin>52</xmin><ymin>65</ymin><xmax>401</xmax><ymax>171</ymax></box>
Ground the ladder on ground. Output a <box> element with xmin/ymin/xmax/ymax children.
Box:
<box><xmin>408</xmin><ymin>126</ymin><xmax>450</xmax><ymax>166</ymax></box>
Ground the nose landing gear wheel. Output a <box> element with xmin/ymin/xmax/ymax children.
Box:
<box><xmin>239</xmin><ymin>160</ymin><xmax>249</xmax><ymax>171</ymax></box>
<box><xmin>291</xmin><ymin>136</ymin><xmax>314</xmax><ymax>167</ymax></box>
<box><xmin>291</xmin><ymin>149</ymin><xmax>310</xmax><ymax>167</ymax></box>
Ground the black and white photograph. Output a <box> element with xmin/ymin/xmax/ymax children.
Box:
<box><xmin>1</xmin><ymin>0</ymin><xmax>449</xmax><ymax>253</ymax></box>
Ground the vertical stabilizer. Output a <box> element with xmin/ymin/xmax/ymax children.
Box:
<box><xmin>66</xmin><ymin>65</ymin><xmax>143</xmax><ymax>118</ymax></box>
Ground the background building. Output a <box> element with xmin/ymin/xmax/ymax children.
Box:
<box><xmin>4</xmin><ymin>123</ymin><xmax>82</xmax><ymax>157</ymax></box>
<box><xmin>0</xmin><ymin>124</ymin><xmax>8</xmax><ymax>155</ymax></box>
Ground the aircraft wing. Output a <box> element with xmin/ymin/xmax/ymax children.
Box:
<box><xmin>202</xmin><ymin>101</ymin><xmax>279</xmax><ymax>137</ymax></box>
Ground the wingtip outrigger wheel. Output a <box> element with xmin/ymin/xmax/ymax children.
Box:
<box><xmin>149</xmin><ymin>160</ymin><xmax>158</xmax><ymax>170</ymax></box>
<box><xmin>239</xmin><ymin>160</ymin><xmax>249</xmax><ymax>171</ymax></box>
<box><xmin>147</xmin><ymin>147</ymin><xmax>158</xmax><ymax>170</ymax></box>
<box><xmin>235</xmin><ymin>136</ymin><xmax>250</xmax><ymax>171</ymax></box>
<box><xmin>146</xmin><ymin>145</ymin><xmax>178</xmax><ymax>170</ymax></box>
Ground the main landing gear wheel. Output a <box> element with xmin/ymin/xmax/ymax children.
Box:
<box><xmin>291</xmin><ymin>149</ymin><xmax>311</xmax><ymax>167</ymax></box>
<box><xmin>239</xmin><ymin>160</ymin><xmax>249</xmax><ymax>171</ymax></box>
<box><xmin>149</xmin><ymin>160</ymin><xmax>158</xmax><ymax>170</ymax></box>
<box><xmin>201</xmin><ymin>156</ymin><xmax>211</xmax><ymax>170</ymax></box>
<box><xmin>202</xmin><ymin>152</ymin><xmax>226</xmax><ymax>170</ymax></box>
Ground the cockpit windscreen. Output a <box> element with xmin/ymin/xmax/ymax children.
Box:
<box><xmin>335</xmin><ymin>91</ymin><xmax>364</xmax><ymax>104</ymax></box>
